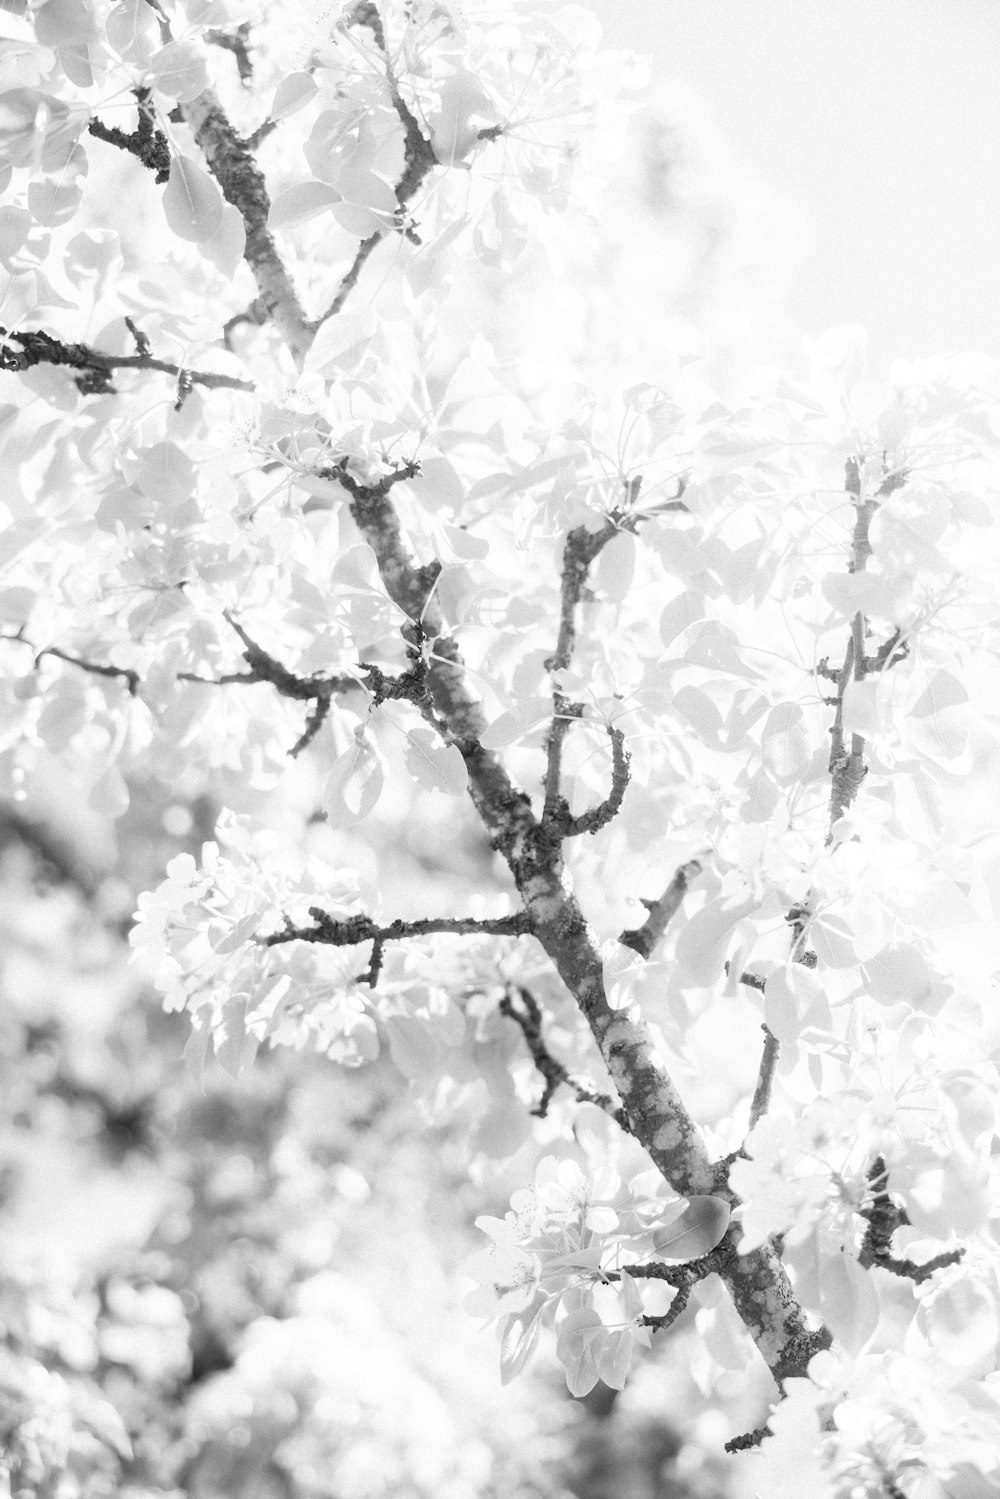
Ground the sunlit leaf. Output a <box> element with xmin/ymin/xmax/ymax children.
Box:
<box><xmin>404</xmin><ymin>726</ymin><xmax>468</xmax><ymax>796</ymax></box>
<box><xmin>323</xmin><ymin>734</ymin><xmax>384</xmax><ymax>828</ymax></box>
<box><xmin>163</xmin><ymin>154</ymin><xmax>225</xmax><ymax>243</ymax></box>
<box><xmin>651</xmin><ymin>1195</ymin><xmax>730</xmax><ymax>1260</ymax></box>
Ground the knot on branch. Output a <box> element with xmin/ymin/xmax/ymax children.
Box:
<box><xmin>319</xmin><ymin>455</ymin><xmax>422</xmax><ymax>507</ymax></box>
<box><xmin>88</xmin><ymin>88</ymin><xmax>170</xmax><ymax>183</ymax></box>
<box><xmin>359</xmin><ymin>627</ymin><xmax>429</xmax><ymax>710</ymax></box>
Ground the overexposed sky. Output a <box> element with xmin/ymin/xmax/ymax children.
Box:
<box><xmin>589</xmin><ymin>0</ymin><xmax>1000</xmax><ymax>387</ymax></box>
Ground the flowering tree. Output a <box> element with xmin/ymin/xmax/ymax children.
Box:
<box><xmin>2</xmin><ymin>0</ymin><xmax>1000</xmax><ymax>1493</ymax></box>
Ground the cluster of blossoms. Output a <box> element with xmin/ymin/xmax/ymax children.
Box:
<box><xmin>129</xmin><ymin>811</ymin><xmax>378</xmax><ymax>1072</ymax></box>
<box><xmin>464</xmin><ymin>1156</ymin><xmax>730</xmax><ymax>1395</ymax></box>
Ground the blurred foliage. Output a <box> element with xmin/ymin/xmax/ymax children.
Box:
<box><xmin>0</xmin><ymin>787</ymin><xmax>731</xmax><ymax>1499</ymax></box>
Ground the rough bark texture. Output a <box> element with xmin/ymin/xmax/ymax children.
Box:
<box><xmin>345</xmin><ymin>486</ymin><xmax>827</xmax><ymax>1382</ymax></box>
<box><xmin>187</xmin><ymin>68</ymin><xmax>832</xmax><ymax>1377</ymax></box>
<box><xmin>183</xmin><ymin>90</ymin><xmax>314</xmax><ymax>364</ymax></box>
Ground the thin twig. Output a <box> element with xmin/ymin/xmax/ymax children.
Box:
<box><xmin>747</xmin><ymin>1024</ymin><xmax>780</xmax><ymax>1132</ymax></box>
<box><xmin>558</xmin><ymin>725</ymin><xmax>631</xmax><ymax>836</ymax></box>
<box><xmin>316</xmin><ymin>2</ymin><xmax>440</xmax><ymax>322</ymax></box>
<box><xmin>619</xmin><ymin>855</ymin><xmax>704</xmax><ymax>958</ymax></box>
<box><xmin>264</xmin><ymin>910</ymin><xmax>533</xmax><ymax>946</ymax></box>
<box><xmin>88</xmin><ymin>87</ymin><xmax>170</xmax><ymax>182</ymax></box>
<box><xmin>32</xmin><ymin>643</ymin><xmax>140</xmax><ymax>696</ymax></box>
<box><xmin>858</xmin><ymin>1155</ymin><xmax>964</xmax><ymax>1283</ymax></box>
<box><xmin>542</xmin><ymin>502</ymin><xmax>643</xmax><ymax>830</ymax></box>
<box><xmin>0</xmin><ymin>326</ymin><xmax>253</xmax><ymax>399</ymax></box>
<box><xmin>499</xmin><ymin>986</ymin><xmax>631</xmax><ymax>1130</ymax></box>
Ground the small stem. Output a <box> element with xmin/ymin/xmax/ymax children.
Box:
<box><xmin>747</xmin><ymin>1025</ymin><xmax>780</xmax><ymax>1132</ymax></box>
<box><xmin>619</xmin><ymin>856</ymin><xmax>704</xmax><ymax>958</ymax></box>
<box><xmin>263</xmin><ymin>909</ymin><xmax>533</xmax><ymax>950</ymax></box>
<box><xmin>499</xmin><ymin>986</ymin><xmax>631</xmax><ymax>1130</ymax></box>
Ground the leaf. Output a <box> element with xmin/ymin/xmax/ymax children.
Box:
<box><xmin>34</xmin><ymin>0</ymin><xmax>98</xmax><ymax>47</ymax></box>
<box><xmin>922</xmin><ymin>1274</ymin><xmax>1000</xmax><ymax>1369</ymax></box>
<box><xmin>651</xmin><ymin>1195</ymin><xmax>730</xmax><ymax>1260</ymax></box>
<box><xmin>555</xmin><ymin>1306</ymin><xmax>604</xmax><ymax>1397</ymax></box>
<box><xmin>197</xmin><ymin>201</ymin><xmax>246</xmax><ymax>279</ymax></box>
<box><xmin>269</xmin><ymin>180</ymin><xmax>342</xmax><ymax>228</ymax></box>
<box><xmin>303</xmin><ymin>305</ymin><xmax>377</xmax><ymax>376</ymax></box>
<box><xmin>404</xmin><ymin>726</ymin><xmax>468</xmax><ymax>796</ymax></box>
<box><xmin>480</xmin><ymin>699</ymin><xmax>550</xmax><ymax>749</ymax></box>
<box><xmin>596</xmin><ymin>1327</ymin><xmax>636</xmax><ymax>1391</ymax></box>
<box><xmin>499</xmin><ymin>1291</ymin><xmax>547</xmax><ymax>1384</ymax></box>
<box><xmin>105</xmin><ymin>0</ymin><xmax>159</xmax><ymax>66</ymax></box>
<box><xmin>132</xmin><ymin>441</ymin><xmax>196</xmax><ymax>506</ymax></box>
<box><xmin>673</xmin><ymin>684</ymin><xmax>724</xmax><ymax>746</ymax></box>
<box><xmin>271</xmin><ymin>71</ymin><xmax>317</xmax><ymax>119</ymax></box>
<box><xmin>337</xmin><ymin>165</ymin><xmax>398</xmax><ymax>214</ymax></box>
<box><xmin>331</xmin><ymin>201</ymin><xmax>387</xmax><ymax>237</ymax></box>
<box><xmin>0</xmin><ymin>88</ymin><xmax>62</xmax><ymax>168</ymax></box>
<box><xmin>816</xmin><ymin>1250</ymin><xmax>879</xmax><ymax>1354</ymax></box>
<box><xmin>151</xmin><ymin>39</ymin><xmax>210</xmax><ymax>101</ymax></box>
<box><xmin>163</xmin><ymin>154</ymin><xmax>225</xmax><ymax>244</ymax></box>
<box><xmin>214</xmin><ymin>997</ymin><xmax>260</xmax><ymax>1079</ymax></box>
<box><xmin>659</xmin><ymin>591</ymin><xmax>705</xmax><ymax>648</ymax></box>
<box><xmin>890</xmin><ymin>1146</ymin><xmax>990</xmax><ymax>1237</ymax></box>
<box><xmin>211</xmin><ymin>911</ymin><xmax>263</xmax><ymax>956</ymax></box>
<box><xmin>323</xmin><ymin>734</ymin><xmax>384</xmax><ymax>828</ymax></box>
<box><xmin>906</xmin><ymin>669</ymin><xmax>969</xmax><ymax>764</ymax></box>
<box><xmin>0</xmin><ymin>205</ymin><xmax>30</xmax><ymax>260</ymax></box>
<box><xmin>760</xmin><ymin>702</ymin><xmax>810</xmax><ymax>785</ymax></box>
<box><xmin>673</xmin><ymin>893</ymin><xmax>758</xmax><ymax>987</ymax></box>
<box><xmin>764</xmin><ymin>966</ymin><xmax>829</xmax><ymax>1042</ymax></box>
<box><xmin>384</xmin><ymin>1013</ymin><xmax>439</xmax><ymax>1081</ymax></box>
<box><xmin>28</xmin><ymin>171</ymin><xmax>84</xmax><ymax>228</ymax></box>
<box><xmin>860</xmin><ymin>944</ymin><xmax>934</xmax><ymax>1008</ymax></box>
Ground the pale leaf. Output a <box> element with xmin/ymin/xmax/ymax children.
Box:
<box><xmin>651</xmin><ymin>1195</ymin><xmax>730</xmax><ymax>1260</ymax></box>
<box><xmin>151</xmin><ymin>39</ymin><xmax>209</xmax><ymax>101</ymax></box>
<box><xmin>816</xmin><ymin>1250</ymin><xmax>879</xmax><ymax>1354</ymax></box>
<box><xmin>499</xmin><ymin>1291</ymin><xmax>547</xmax><ymax>1384</ymax></box>
<box><xmin>304</xmin><ymin>306</ymin><xmax>377</xmax><ymax>375</ymax></box>
<box><xmin>555</xmin><ymin>1307</ymin><xmax>603</xmax><ymax>1397</ymax></box>
<box><xmin>271</xmin><ymin>71</ymin><xmax>317</xmax><ymax>120</ymax></box>
<box><xmin>923</xmin><ymin>1275</ymin><xmax>1000</xmax><ymax>1369</ymax></box>
<box><xmin>163</xmin><ymin>155</ymin><xmax>225</xmax><ymax>244</ymax></box>
<box><xmin>198</xmin><ymin>201</ymin><xmax>246</xmax><ymax>278</ymax></box>
<box><xmin>404</xmin><ymin>726</ymin><xmax>468</xmax><ymax>796</ymax></box>
<box><xmin>384</xmin><ymin>1013</ymin><xmax>439</xmax><ymax>1081</ymax></box>
<box><xmin>760</xmin><ymin>702</ymin><xmax>810</xmax><ymax>785</ymax></box>
<box><xmin>214</xmin><ymin>997</ymin><xmax>260</xmax><ymax>1079</ymax></box>
<box><xmin>323</xmin><ymin>735</ymin><xmax>384</xmax><ymax>829</ymax></box>
<box><xmin>269</xmin><ymin>180</ymin><xmax>342</xmax><ymax>228</ymax></box>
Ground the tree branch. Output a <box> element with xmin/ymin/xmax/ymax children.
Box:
<box><xmin>619</xmin><ymin>855</ymin><xmax>704</xmax><ymax>957</ymax></box>
<box><xmin>88</xmin><ymin>87</ymin><xmax>170</xmax><ymax>182</ymax></box>
<box><xmin>0</xmin><ymin>323</ymin><xmax>253</xmax><ymax>400</ymax></box>
<box><xmin>747</xmin><ymin>1024</ymin><xmax>780</xmax><ymax>1132</ymax></box>
<box><xmin>858</xmin><ymin>1156</ymin><xmax>964</xmax><ymax>1284</ymax></box>
<box><xmin>543</xmin><ymin>510</ymin><xmax>635</xmax><ymax>823</ymax></box>
<box><xmin>1</xmin><ymin>632</ymin><xmax>143</xmax><ymax>696</ymax></box>
<box><xmin>318</xmin><ymin>0</ymin><xmax>440</xmax><ymax>321</ymax></box>
<box><xmin>323</xmin><ymin>459</ymin><xmax>828</xmax><ymax>1384</ymax></box>
<box><xmin>499</xmin><ymin>985</ymin><xmax>631</xmax><ymax>1130</ymax></box>
<box><xmin>182</xmin><ymin>89</ymin><xmax>314</xmax><ymax>362</ymax></box>
<box><xmin>264</xmin><ymin>908</ymin><xmax>532</xmax><ymax>986</ymax></box>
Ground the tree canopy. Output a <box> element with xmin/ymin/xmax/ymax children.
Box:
<box><xmin>2</xmin><ymin>1</ymin><xmax>1000</xmax><ymax>1495</ymax></box>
